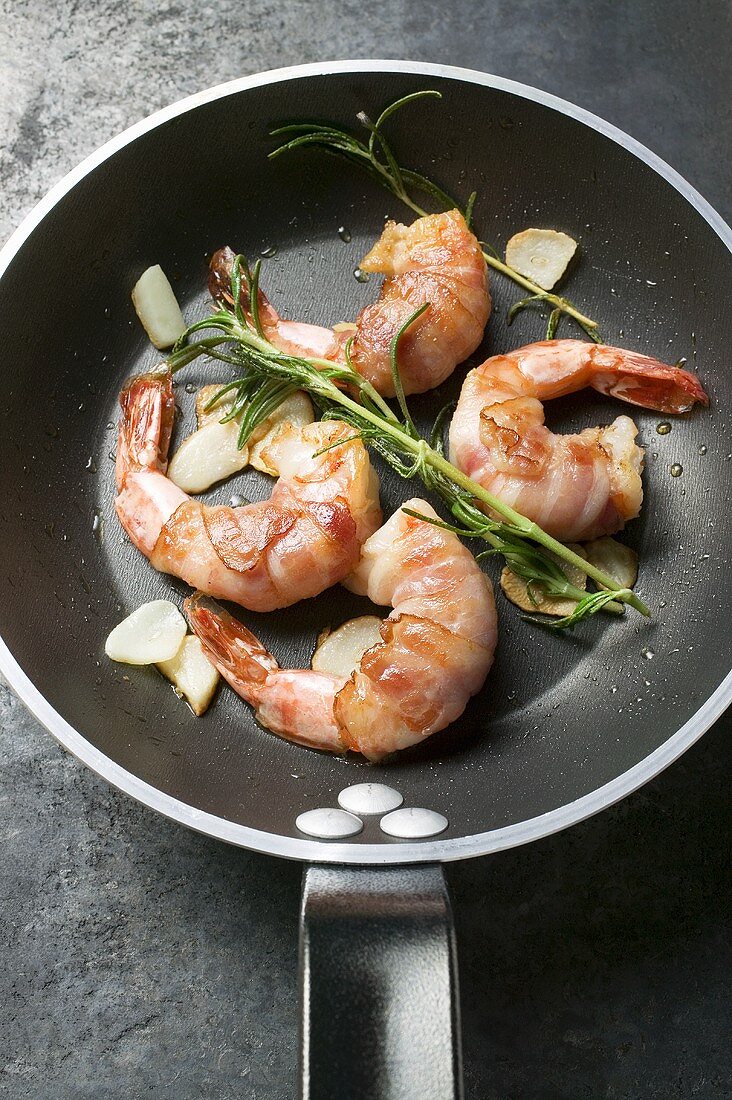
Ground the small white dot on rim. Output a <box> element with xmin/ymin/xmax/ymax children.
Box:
<box><xmin>295</xmin><ymin>808</ymin><xmax>363</xmax><ymax>839</ymax></box>
<box><xmin>337</xmin><ymin>783</ymin><xmax>403</xmax><ymax>815</ymax></box>
<box><xmin>379</xmin><ymin>808</ymin><xmax>448</xmax><ymax>839</ymax></box>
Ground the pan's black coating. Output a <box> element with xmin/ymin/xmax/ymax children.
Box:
<box><xmin>0</xmin><ymin>69</ymin><xmax>729</xmax><ymax>847</ymax></box>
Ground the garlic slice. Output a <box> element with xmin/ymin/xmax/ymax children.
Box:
<box><xmin>311</xmin><ymin>616</ymin><xmax>384</xmax><ymax>678</ymax></box>
<box><xmin>171</xmin><ymin>388</ymin><xmax>315</xmax><ymax>493</ymax></box>
<box><xmin>157</xmin><ymin>635</ymin><xmax>220</xmax><ymax>715</ymax></box>
<box><xmin>247</xmin><ymin>392</ymin><xmax>315</xmax><ymax>475</ymax></box>
<box><xmin>583</xmin><ymin>537</ymin><xmax>638</xmax><ymax>590</ymax></box>
<box><xmin>131</xmin><ymin>265</ymin><xmax>186</xmax><ymax>349</ymax></box>
<box><xmin>168</xmin><ymin>419</ymin><xmax>249</xmax><ymax>493</ymax></box>
<box><xmin>500</xmin><ymin>545</ymin><xmax>587</xmax><ymax>616</ymax></box>
<box><xmin>105</xmin><ymin>600</ymin><xmax>187</xmax><ymax>665</ymax></box>
<box><xmin>505</xmin><ymin>229</ymin><xmax>578</xmax><ymax>291</ymax></box>
<box><xmin>196</xmin><ymin>385</ymin><xmax>234</xmax><ymax>429</ymax></box>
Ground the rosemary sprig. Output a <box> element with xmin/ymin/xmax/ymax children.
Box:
<box><xmin>166</xmin><ymin>268</ymin><xmax>649</xmax><ymax>629</ymax></box>
<box><xmin>269</xmin><ymin>90</ymin><xmax>601</xmax><ymax>341</ymax></box>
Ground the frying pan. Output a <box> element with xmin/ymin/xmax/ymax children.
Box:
<box><xmin>0</xmin><ymin>60</ymin><xmax>730</xmax><ymax>1098</ymax></box>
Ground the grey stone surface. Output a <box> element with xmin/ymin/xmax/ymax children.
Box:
<box><xmin>0</xmin><ymin>1</ymin><xmax>729</xmax><ymax>1097</ymax></box>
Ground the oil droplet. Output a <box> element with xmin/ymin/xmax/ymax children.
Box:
<box><xmin>646</xmin><ymin>280</ymin><xmax>657</xmax><ymax>287</ymax></box>
<box><xmin>698</xmin><ymin>444</ymin><xmax>707</xmax><ymax>455</ymax></box>
<box><xmin>184</xmin><ymin>382</ymin><xmax>196</xmax><ymax>394</ymax></box>
<box><xmin>656</xmin><ymin>421</ymin><xmax>671</xmax><ymax>435</ymax></box>
<box><xmin>670</xmin><ymin>463</ymin><xmax>683</xmax><ymax>477</ymax></box>
<box><xmin>85</xmin><ymin>456</ymin><xmax>97</xmax><ymax>472</ymax></box>
<box><xmin>338</xmin><ymin>226</ymin><xmax>352</xmax><ymax>243</ymax></box>
<box><xmin>642</xmin><ymin>647</ymin><xmax>655</xmax><ymax>660</ymax></box>
<box><xmin>260</xmin><ymin>245</ymin><xmax>277</xmax><ymax>258</ymax></box>
<box><xmin>353</xmin><ymin>268</ymin><xmax>369</xmax><ymax>283</ymax></box>
<box><xmin>106</xmin><ymin>421</ymin><xmax>114</xmax><ymax>431</ymax></box>
<box><xmin>229</xmin><ymin>494</ymin><xmax>250</xmax><ymax>508</ymax></box>
<box><xmin>92</xmin><ymin>513</ymin><xmax>104</xmax><ymax>544</ymax></box>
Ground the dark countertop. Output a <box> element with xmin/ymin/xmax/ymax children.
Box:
<box><xmin>1</xmin><ymin>3</ymin><xmax>730</xmax><ymax>1097</ymax></box>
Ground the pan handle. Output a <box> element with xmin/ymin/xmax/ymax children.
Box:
<box><xmin>299</xmin><ymin>864</ymin><xmax>463</xmax><ymax>1100</ymax></box>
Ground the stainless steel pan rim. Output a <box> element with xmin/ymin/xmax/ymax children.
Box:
<box><xmin>1</xmin><ymin>59</ymin><xmax>730</xmax><ymax>865</ymax></box>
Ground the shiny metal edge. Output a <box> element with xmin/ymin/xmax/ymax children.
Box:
<box><xmin>1</xmin><ymin>59</ymin><xmax>730</xmax><ymax>865</ymax></box>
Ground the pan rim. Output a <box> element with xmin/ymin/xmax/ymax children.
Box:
<box><xmin>1</xmin><ymin>58</ymin><xmax>730</xmax><ymax>865</ymax></box>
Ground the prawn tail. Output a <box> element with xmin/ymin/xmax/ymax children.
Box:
<box><xmin>185</xmin><ymin>593</ymin><xmax>344</xmax><ymax>751</ymax></box>
<box><xmin>592</xmin><ymin>349</ymin><xmax>709</xmax><ymax>414</ymax></box>
<box><xmin>116</xmin><ymin>369</ymin><xmax>175</xmax><ymax>489</ymax></box>
<box><xmin>210</xmin><ymin>247</ymin><xmax>339</xmax><ymax>359</ymax></box>
<box><xmin>184</xmin><ymin>592</ymin><xmax>278</xmax><ymax>699</ymax></box>
<box><xmin>208</xmin><ymin>245</ymin><xmax>279</xmax><ymax>328</ymax></box>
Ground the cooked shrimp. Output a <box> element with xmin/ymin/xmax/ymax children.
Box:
<box><xmin>448</xmin><ymin>339</ymin><xmax>708</xmax><ymax>541</ymax></box>
<box><xmin>185</xmin><ymin>499</ymin><xmax>497</xmax><ymax>761</ymax></box>
<box><xmin>209</xmin><ymin>209</ymin><xmax>491</xmax><ymax>397</ymax></box>
<box><xmin>115</xmin><ymin>370</ymin><xmax>381</xmax><ymax>612</ymax></box>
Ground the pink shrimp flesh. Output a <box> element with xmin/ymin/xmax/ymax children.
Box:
<box><xmin>448</xmin><ymin>339</ymin><xmax>708</xmax><ymax>541</ymax></box>
<box><xmin>209</xmin><ymin>209</ymin><xmax>491</xmax><ymax>397</ymax></box>
<box><xmin>185</xmin><ymin>499</ymin><xmax>497</xmax><ymax>761</ymax></box>
<box><xmin>114</xmin><ymin>370</ymin><xmax>381</xmax><ymax>611</ymax></box>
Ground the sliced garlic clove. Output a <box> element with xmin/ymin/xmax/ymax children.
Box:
<box><xmin>105</xmin><ymin>600</ymin><xmax>187</xmax><ymax>665</ymax></box>
<box><xmin>131</xmin><ymin>264</ymin><xmax>186</xmax><ymax>349</ymax></box>
<box><xmin>168</xmin><ymin>420</ymin><xmax>249</xmax><ymax>493</ymax></box>
<box><xmin>311</xmin><ymin>616</ymin><xmax>384</xmax><ymax>678</ymax></box>
<box><xmin>505</xmin><ymin>229</ymin><xmax>578</xmax><ymax>291</ymax></box>
<box><xmin>248</xmin><ymin>392</ymin><xmax>315</xmax><ymax>475</ymax></box>
<box><xmin>196</xmin><ymin>384</ymin><xmax>235</xmax><ymax>429</ymax></box>
<box><xmin>157</xmin><ymin>635</ymin><xmax>220</xmax><ymax>715</ymax></box>
<box><xmin>583</xmin><ymin>537</ymin><xmax>639</xmax><ymax>590</ymax></box>
<box><xmin>176</xmin><ymin>388</ymin><xmax>314</xmax><ymax>490</ymax></box>
<box><xmin>500</xmin><ymin>545</ymin><xmax>587</xmax><ymax>616</ymax></box>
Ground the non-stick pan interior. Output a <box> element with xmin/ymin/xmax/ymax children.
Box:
<box><xmin>0</xmin><ymin>68</ymin><xmax>730</xmax><ymax>854</ymax></box>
